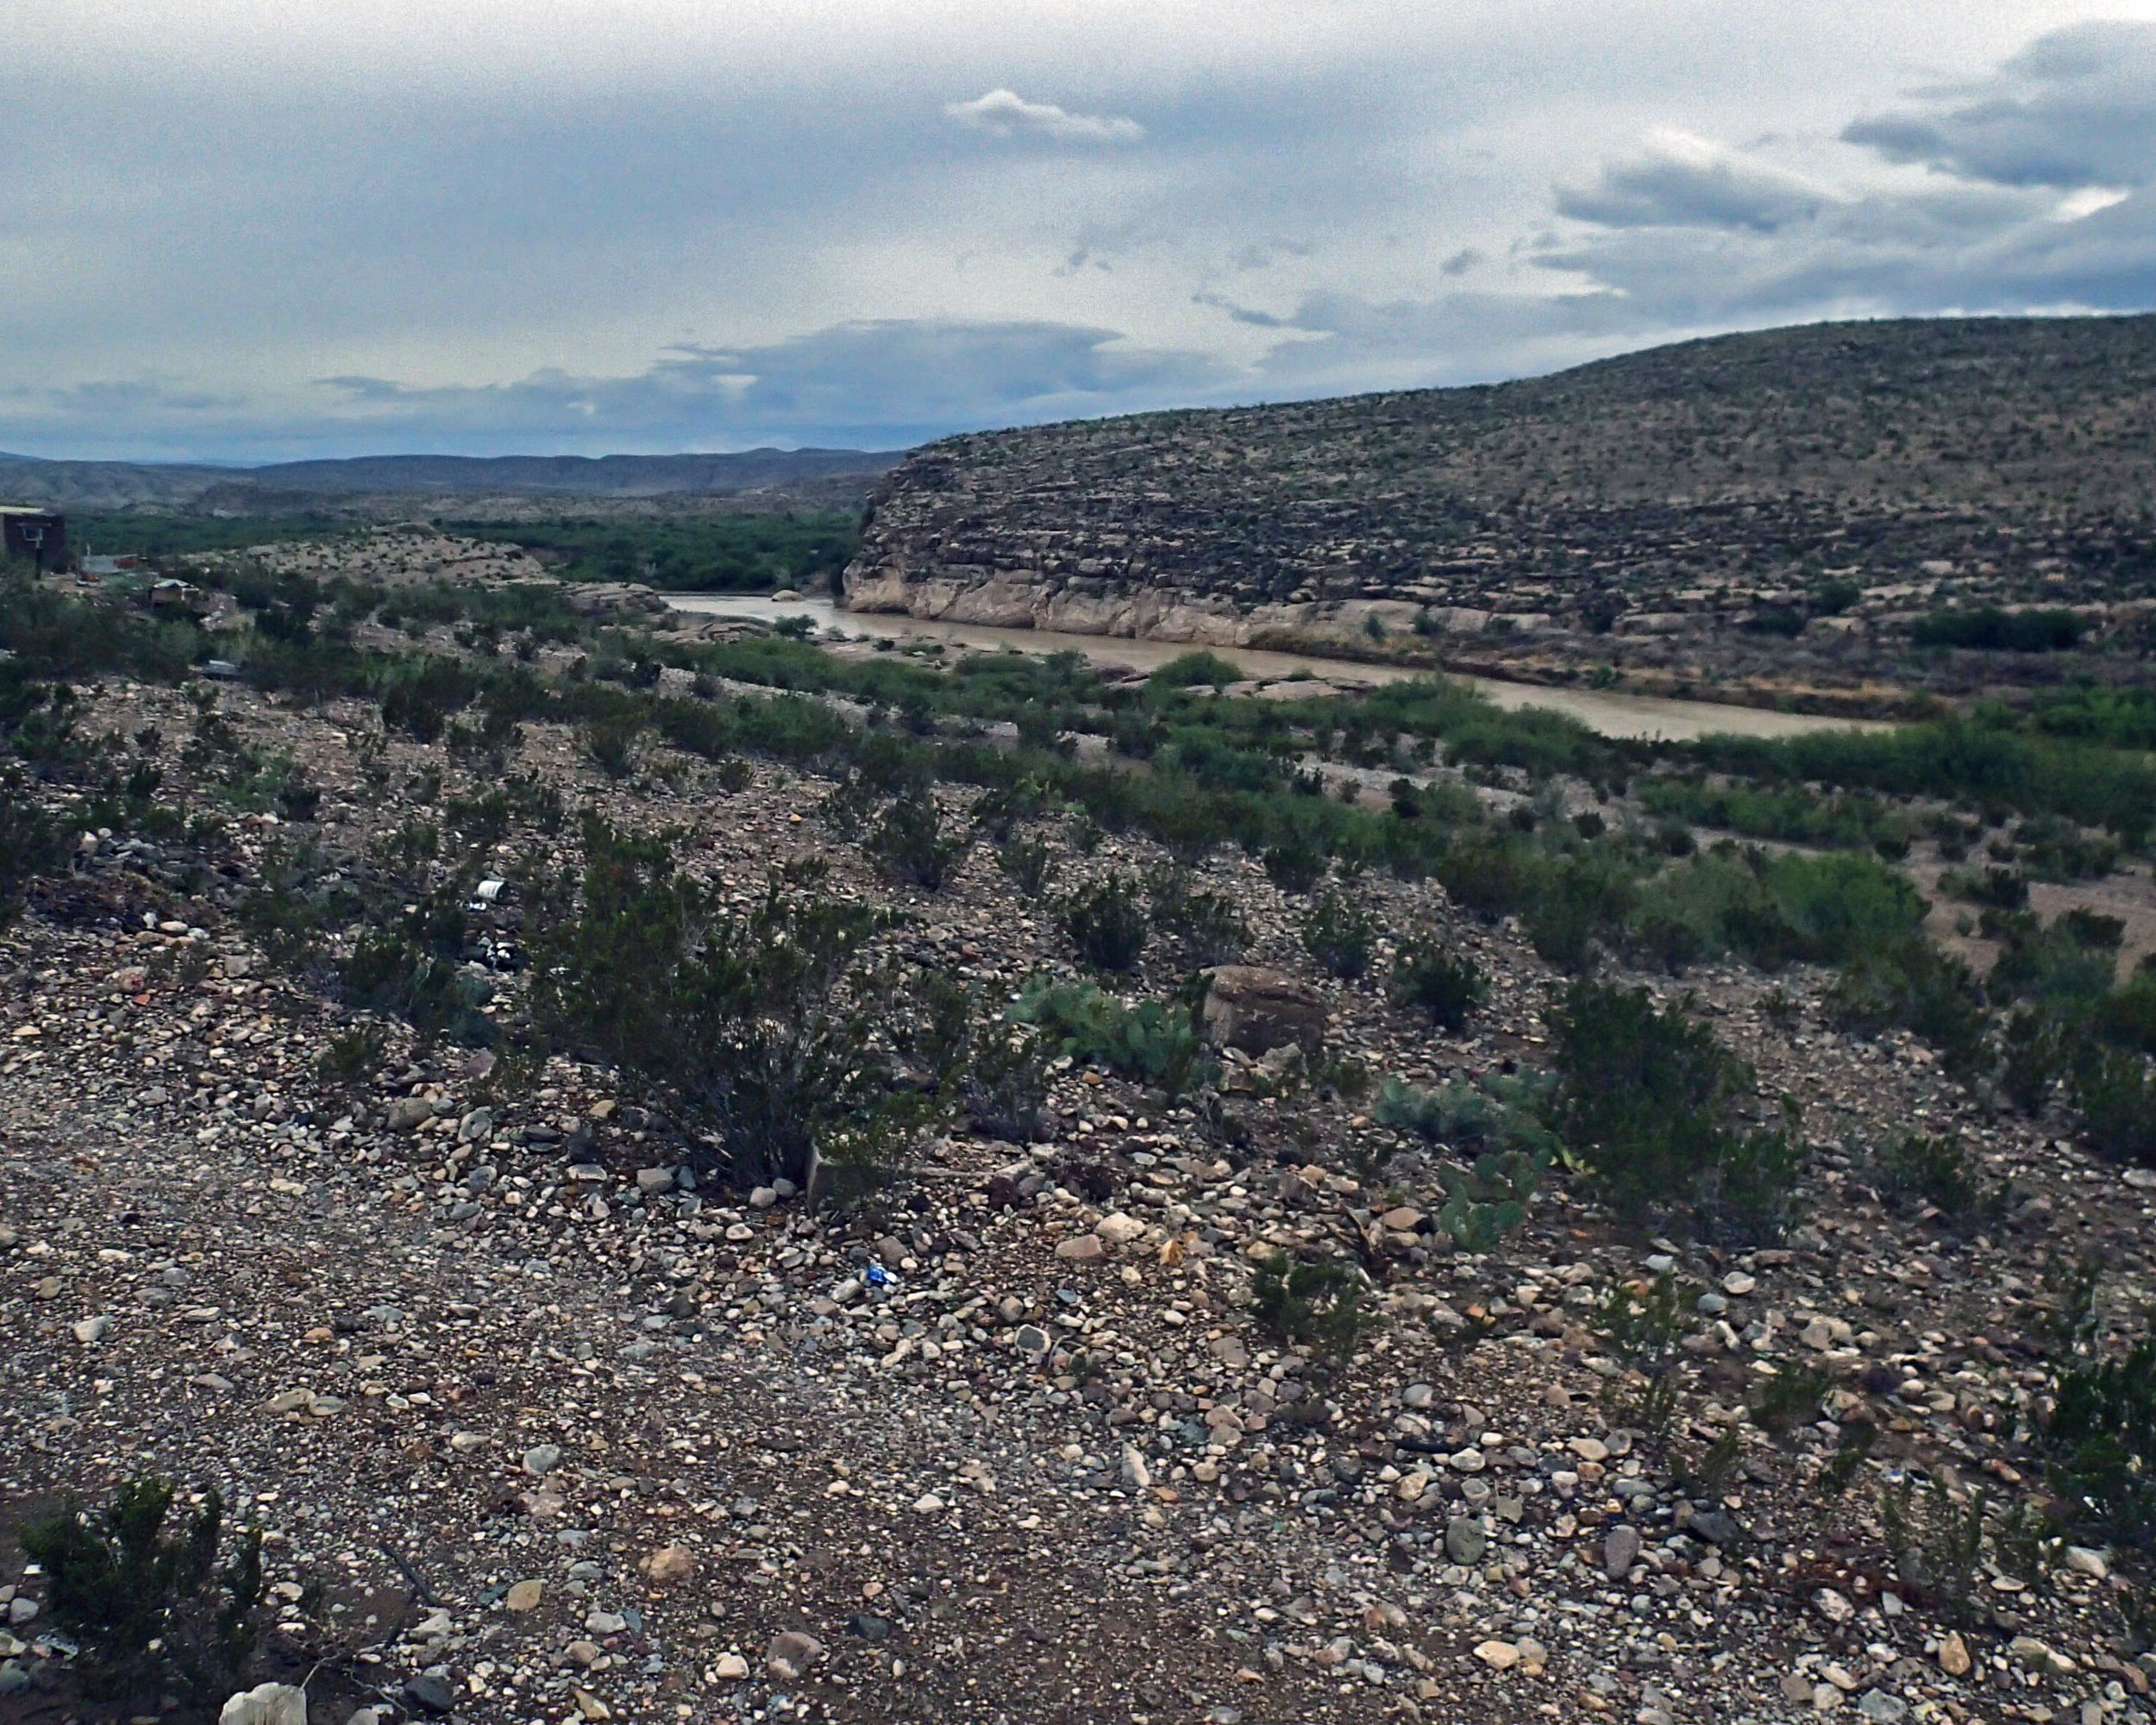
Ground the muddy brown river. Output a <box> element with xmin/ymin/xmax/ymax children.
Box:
<box><xmin>665</xmin><ymin>593</ymin><xmax>1891</xmax><ymax>743</ymax></box>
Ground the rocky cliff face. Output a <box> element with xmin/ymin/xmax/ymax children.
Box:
<box><xmin>843</xmin><ymin>316</ymin><xmax>2156</xmax><ymax>704</ymax></box>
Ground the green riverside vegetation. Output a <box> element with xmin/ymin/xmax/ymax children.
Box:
<box><xmin>6</xmin><ymin>548</ymin><xmax>2156</xmax><ymax>1192</ymax></box>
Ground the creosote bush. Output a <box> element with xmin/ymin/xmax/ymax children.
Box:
<box><xmin>580</xmin><ymin>714</ymin><xmax>643</xmax><ymax>780</ymax></box>
<box><xmin>2046</xmin><ymin>1333</ymin><xmax>2156</xmax><ymax>1552</ymax></box>
<box><xmin>1556</xmin><ymin>982</ymin><xmax>1804</xmax><ymax>1239</ymax></box>
<box><xmin>1880</xmin><ymin>1475</ymin><xmax>1990</xmax><ymax>1623</ymax></box>
<box><xmin>534</xmin><ymin>820</ymin><xmax>938</xmax><ymax>1191</ymax></box>
<box><xmin>1062</xmin><ymin>872</ymin><xmax>1150</xmax><ymax>973</ymax></box>
<box><xmin>1387</xmin><ymin>938</ymin><xmax>1485</xmax><ymax>1031</ymax></box>
<box><xmin>1301</xmin><ymin>888</ymin><xmax>1376</xmax><ymax>980</ymax></box>
<box><xmin>1867</xmin><ymin>1132</ymin><xmax>2006</xmax><ymax>1226</ymax></box>
<box><xmin>994</xmin><ymin>831</ymin><xmax>1055</xmax><ymax>898</ymax></box>
<box><xmin>1250</xmin><ymin>1251</ymin><xmax>1369</xmax><ymax>1361</ymax></box>
<box><xmin>0</xmin><ymin>770</ymin><xmax>65</xmax><ymax>924</ymax></box>
<box><xmin>863</xmin><ymin>787</ymin><xmax>971</xmax><ymax>891</ymax></box>
<box><xmin>2068</xmin><ymin>1044</ymin><xmax>2156</xmax><ymax>1166</ymax></box>
<box><xmin>1593</xmin><ymin>1272</ymin><xmax>1696</xmax><ymax>1440</ymax></box>
<box><xmin>18</xmin><ymin>1477</ymin><xmax>266</xmax><ymax>1707</ymax></box>
<box><xmin>1144</xmin><ymin>865</ymin><xmax>1247</xmax><ymax>966</ymax></box>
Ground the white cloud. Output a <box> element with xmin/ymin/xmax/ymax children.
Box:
<box><xmin>943</xmin><ymin>89</ymin><xmax>1144</xmax><ymax>145</ymax></box>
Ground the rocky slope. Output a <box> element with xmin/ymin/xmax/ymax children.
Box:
<box><xmin>844</xmin><ymin>316</ymin><xmax>2156</xmax><ymax>709</ymax></box>
<box><xmin>3</xmin><ymin>662</ymin><xmax>2154</xmax><ymax>1723</ymax></box>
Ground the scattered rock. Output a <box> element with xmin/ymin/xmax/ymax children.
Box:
<box><xmin>218</xmin><ymin>1684</ymin><xmax>308</xmax><ymax>1725</ymax></box>
<box><xmin>766</xmin><ymin>1629</ymin><xmax>825</xmax><ymax>1678</ymax></box>
<box><xmin>639</xmin><ymin>1543</ymin><xmax>698</xmax><ymax>1588</ymax></box>
<box><xmin>1445</xmin><ymin>1516</ymin><xmax>1488</xmax><ymax>1565</ymax></box>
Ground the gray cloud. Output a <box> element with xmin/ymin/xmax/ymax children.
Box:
<box><xmin>1842</xmin><ymin>20</ymin><xmax>2156</xmax><ymax>190</ymax></box>
<box><xmin>0</xmin><ymin>322</ymin><xmax>1228</xmax><ymax>459</ymax></box>
<box><xmin>1556</xmin><ymin>130</ymin><xmax>1832</xmax><ymax>232</ymax></box>
<box><xmin>944</xmin><ymin>89</ymin><xmax>1144</xmax><ymax>144</ymax></box>
<box><xmin>0</xmin><ymin>6</ymin><xmax>2151</xmax><ymax>461</ymax></box>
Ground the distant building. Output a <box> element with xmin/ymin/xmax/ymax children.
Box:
<box><xmin>0</xmin><ymin>506</ymin><xmax>67</xmax><ymax>572</ymax></box>
<box><xmin>147</xmin><ymin>577</ymin><xmax>210</xmax><ymax>616</ymax></box>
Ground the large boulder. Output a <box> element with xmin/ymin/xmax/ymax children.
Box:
<box><xmin>1202</xmin><ymin>966</ymin><xmax>1326</xmax><ymax>1055</ymax></box>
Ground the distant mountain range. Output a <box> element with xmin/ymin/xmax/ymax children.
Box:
<box><xmin>0</xmin><ymin>448</ymin><xmax>902</xmax><ymax>512</ymax></box>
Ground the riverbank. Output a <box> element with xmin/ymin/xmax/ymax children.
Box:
<box><xmin>664</xmin><ymin>593</ymin><xmax>1895</xmax><ymax>743</ymax></box>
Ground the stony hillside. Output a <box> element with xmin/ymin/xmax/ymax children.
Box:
<box><xmin>845</xmin><ymin>316</ymin><xmax>2156</xmax><ymax>709</ymax></box>
<box><xmin>7</xmin><ymin>532</ymin><xmax>2156</xmax><ymax>1722</ymax></box>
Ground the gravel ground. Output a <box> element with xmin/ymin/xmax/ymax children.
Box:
<box><xmin>2</xmin><ymin>676</ymin><xmax>2153</xmax><ymax>1725</ymax></box>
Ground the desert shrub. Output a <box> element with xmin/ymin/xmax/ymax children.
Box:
<box><xmin>534</xmin><ymin>823</ymin><xmax>936</xmax><ymax>1190</ymax></box>
<box><xmin>1880</xmin><ymin>1475</ymin><xmax>1989</xmax><ymax>1622</ymax></box>
<box><xmin>1868</xmin><ymin>1132</ymin><xmax>2007</xmax><ymax>1226</ymax></box>
<box><xmin>1751</xmin><ymin>1363</ymin><xmax>1834</xmax><ymax>1435</ymax></box>
<box><xmin>378</xmin><ymin>656</ymin><xmax>478</xmax><ymax>742</ymax></box>
<box><xmin>2002</xmin><ymin>1007</ymin><xmax>2071</xmax><ymax>1113</ymax></box>
<box><xmin>1635</xmin><ymin>850</ymin><xmax>1925</xmax><ymax>973</ymax></box>
<box><xmin>317</xmin><ymin>1022</ymin><xmax>388</xmax><ymax>1088</ymax></box>
<box><xmin>1387</xmin><ymin>938</ymin><xmax>1484</xmax><ymax>1030</ymax></box>
<box><xmin>0</xmin><ymin>772</ymin><xmax>64</xmax><ymax>923</ymax></box>
<box><xmin>580</xmin><ymin>714</ymin><xmax>643</xmax><ymax>779</ymax></box>
<box><xmin>379</xmin><ymin>817</ymin><xmax>440</xmax><ymax>871</ymax></box>
<box><xmin>1594</xmin><ymin>1273</ymin><xmax>1696</xmax><ymax>1440</ymax></box>
<box><xmin>1437</xmin><ymin>833</ymin><xmax>1538</xmax><ymax>919</ymax></box>
<box><xmin>1988</xmin><ymin>911</ymin><xmax>2117</xmax><ymax>1009</ymax></box>
<box><xmin>2095</xmin><ymin>970</ymin><xmax>2156</xmax><ymax>1054</ymax></box>
<box><xmin>1063</xmin><ymin>872</ymin><xmax>1150</xmax><ymax>973</ymax></box>
<box><xmin>1147</xmin><ymin>650</ymin><xmax>1243</xmax><ymax>692</ymax></box>
<box><xmin>864</xmin><ymin>787</ymin><xmax>971</xmax><ymax>891</ymax></box>
<box><xmin>1144</xmin><ymin>865</ymin><xmax>1247</xmax><ymax>965</ymax></box>
<box><xmin>959</xmin><ymin>1021</ymin><xmax>1050</xmax><ymax>1142</ymax></box>
<box><xmin>1249</xmin><ymin>1250</ymin><xmax>1369</xmax><ymax>1361</ymax></box>
<box><xmin>1941</xmin><ymin>864</ymin><xmax>2028</xmax><ymax>909</ymax></box>
<box><xmin>1261</xmin><ymin>829</ymin><xmax>1327</xmax><ymax>895</ymax></box>
<box><xmin>993</xmin><ymin>831</ymin><xmax>1055</xmax><ymax>898</ymax></box>
<box><xmin>17</xmin><ymin>1477</ymin><xmax>265</xmax><ymax>1706</ymax></box>
<box><xmin>1523</xmin><ymin>854</ymin><xmax>1633</xmax><ymax>970</ymax></box>
<box><xmin>1829</xmin><ymin>938</ymin><xmax>1992</xmax><ymax>1080</ymax></box>
<box><xmin>2068</xmin><ymin>1044</ymin><xmax>2156</xmax><ymax>1165</ymax></box>
<box><xmin>1754</xmin><ymin>850</ymin><xmax>1927</xmax><ymax>963</ymax></box>
<box><xmin>1009</xmin><ymin>974</ymin><xmax>1215</xmax><ymax>1099</ymax></box>
<box><xmin>1300</xmin><ymin>888</ymin><xmax>1377</xmax><ymax>981</ymax></box>
<box><xmin>2046</xmin><ymin>1334</ymin><xmax>2156</xmax><ymax>1552</ymax></box>
<box><xmin>445</xmin><ymin>699</ymin><xmax>523</xmax><ymax>770</ymax></box>
<box><xmin>340</xmin><ymin>929</ymin><xmax>493</xmax><ymax>1045</ymax></box>
<box><xmin>1555</xmin><ymin>982</ymin><xmax>1804</xmax><ymax>1238</ymax></box>
<box><xmin>1913</xmin><ymin>606</ymin><xmax>2085</xmax><ymax>652</ymax></box>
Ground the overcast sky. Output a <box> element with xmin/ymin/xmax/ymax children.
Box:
<box><xmin>4</xmin><ymin>1</ymin><xmax>2153</xmax><ymax>461</ymax></box>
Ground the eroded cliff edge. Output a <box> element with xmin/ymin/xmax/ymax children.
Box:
<box><xmin>842</xmin><ymin>315</ymin><xmax>2156</xmax><ymax>712</ymax></box>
